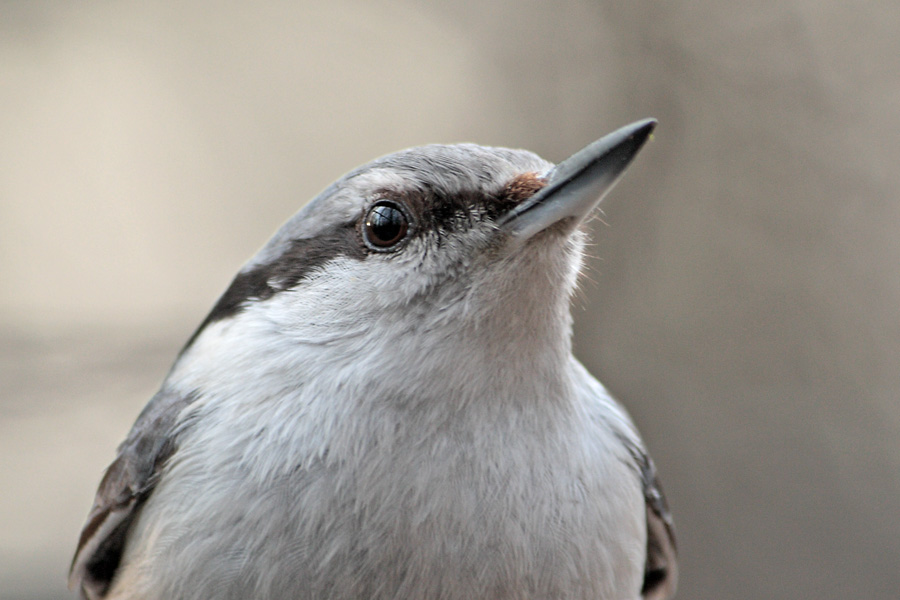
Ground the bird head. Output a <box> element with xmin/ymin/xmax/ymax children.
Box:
<box><xmin>174</xmin><ymin>120</ymin><xmax>656</xmax><ymax>403</ymax></box>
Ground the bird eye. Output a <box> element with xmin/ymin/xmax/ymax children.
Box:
<box><xmin>363</xmin><ymin>200</ymin><xmax>410</xmax><ymax>250</ymax></box>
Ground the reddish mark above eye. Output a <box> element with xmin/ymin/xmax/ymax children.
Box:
<box><xmin>500</xmin><ymin>172</ymin><xmax>548</xmax><ymax>206</ymax></box>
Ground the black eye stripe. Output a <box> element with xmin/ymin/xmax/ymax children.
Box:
<box><xmin>182</xmin><ymin>224</ymin><xmax>365</xmax><ymax>351</ymax></box>
<box><xmin>369</xmin><ymin>187</ymin><xmax>502</xmax><ymax>236</ymax></box>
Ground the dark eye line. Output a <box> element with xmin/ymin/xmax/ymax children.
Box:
<box><xmin>360</xmin><ymin>185</ymin><xmax>511</xmax><ymax>255</ymax></box>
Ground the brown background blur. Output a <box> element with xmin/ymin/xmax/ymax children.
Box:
<box><xmin>2</xmin><ymin>2</ymin><xmax>898</xmax><ymax>599</ymax></box>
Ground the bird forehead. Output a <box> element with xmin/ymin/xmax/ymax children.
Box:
<box><xmin>366</xmin><ymin>143</ymin><xmax>552</xmax><ymax>195</ymax></box>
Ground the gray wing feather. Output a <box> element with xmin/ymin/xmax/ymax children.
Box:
<box><xmin>69</xmin><ymin>388</ymin><xmax>198</xmax><ymax>599</ymax></box>
<box><xmin>636</xmin><ymin>451</ymin><xmax>678</xmax><ymax>600</ymax></box>
<box><xmin>572</xmin><ymin>359</ymin><xmax>678</xmax><ymax>599</ymax></box>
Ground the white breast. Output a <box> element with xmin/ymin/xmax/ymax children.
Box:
<box><xmin>111</xmin><ymin>301</ymin><xmax>647</xmax><ymax>600</ymax></box>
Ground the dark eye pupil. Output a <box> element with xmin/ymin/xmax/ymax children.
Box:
<box><xmin>365</xmin><ymin>202</ymin><xmax>409</xmax><ymax>248</ymax></box>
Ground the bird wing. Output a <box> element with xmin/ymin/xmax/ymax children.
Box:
<box><xmin>571</xmin><ymin>360</ymin><xmax>678</xmax><ymax>600</ymax></box>
<box><xmin>607</xmin><ymin>411</ymin><xmax>677</xmax><ymax>600</ymax></box>
<box><xmin>633</xmin><ymin>448</ymin><xmax>678</xmax><ymax>600</ymax></box>
<box><xmin>69</xmin><ymin>389</ymin><xmax>198</xmax><ymax>600</ymax></box>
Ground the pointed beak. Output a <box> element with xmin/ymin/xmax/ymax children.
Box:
<box><xmin>498</xmin><ymin>119</ymin><xmax>657</xmax><ymax>240</ymax></box>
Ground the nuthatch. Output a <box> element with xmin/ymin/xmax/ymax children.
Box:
<box><xmin>71</xmin><ymin>120</ymin><xmax>676</xmax><ymax>600</ymax></box>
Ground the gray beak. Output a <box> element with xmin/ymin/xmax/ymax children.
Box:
<box><xmin>498</xmin><ymin>119</ymin><xmax>657</xmax><ymax>240</ymax></box>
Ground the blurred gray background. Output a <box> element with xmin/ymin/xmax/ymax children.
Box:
<box><xmin>2</xmin><ymin>1</ymin><xmax>898</xmax><ymax>599</ymax></box>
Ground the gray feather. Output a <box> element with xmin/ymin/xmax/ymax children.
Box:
<box><xmin>70</xmin><ymin>389</ymin><xmax>198</xmax><ymax>599</ymax></box>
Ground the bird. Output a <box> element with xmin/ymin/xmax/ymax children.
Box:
<box><xmin>70</xmin><ymin>119</ymin><xmax>676</xmax><ymax>600</ymax></box>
